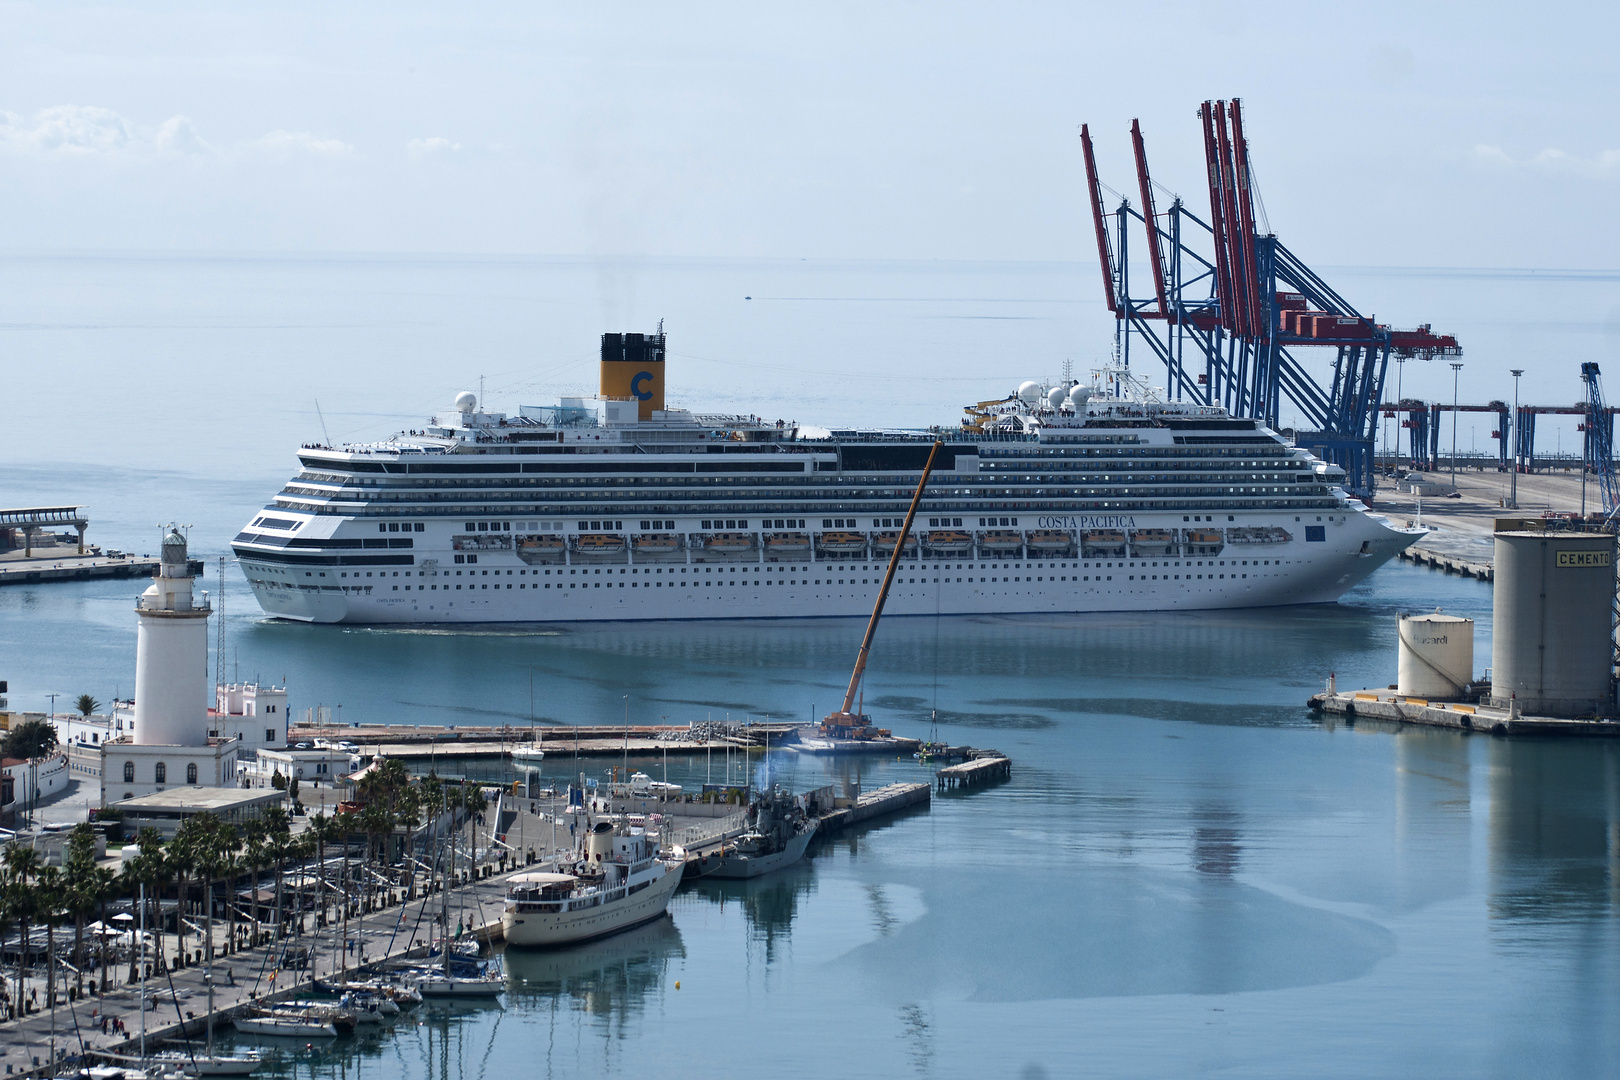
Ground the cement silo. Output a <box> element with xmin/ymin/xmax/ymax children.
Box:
<box><xmin>1397</xmin><ymin>614</ymin><xmax>1474</xmax><ymax>698</ymax></box>
<box><xmin>1491</xmin><ymin>530</ymin><xmax>1615</xmax><ymax>716</ymax></box>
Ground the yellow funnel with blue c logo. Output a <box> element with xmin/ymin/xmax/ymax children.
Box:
<box><xmin>600</xmin><ymin>332</ymin><xmax>665</xmax><ymax>420</ymax></box>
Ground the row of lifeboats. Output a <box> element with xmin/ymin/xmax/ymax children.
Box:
<box><xmin>512</xmin><ymin>525</ymin><xmax>1290</xmax><ymax>559</ymax></box>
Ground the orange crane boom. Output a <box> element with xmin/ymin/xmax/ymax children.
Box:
<box><xmin>822</xmin><ymin>439</ymin><xmax>943</xmax><ymax>738</ymax></box>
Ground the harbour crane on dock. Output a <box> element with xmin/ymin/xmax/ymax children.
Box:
<box><xmin>1581</xmin><ymin>363</ymin><xmax>1620</xmax><ymax>516</ymax></box>
<box><xmin>1081</xmin><ymin>100</ymin><xmax>1461</xmax><ymax>497</ymax></box>
<box><xmin>820</xmin><ymin>440</ymin><xmax>943</xmax><ymax>741</ymax></box>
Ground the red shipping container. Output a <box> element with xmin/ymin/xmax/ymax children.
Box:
<box><xmin>1274</xmin><ymin>291</ymin><xmax>1308</xmax><ymax>310</ymax></box>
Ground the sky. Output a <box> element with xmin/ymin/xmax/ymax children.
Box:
<box><xmin>1</xmin><ymin>1</ymin><xmax>1617</xmax><ymax>267</ymax></box>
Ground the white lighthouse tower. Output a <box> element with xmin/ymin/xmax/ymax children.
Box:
<box><xmin>133</xmin><ymin>528</ymin><xmax>211</xmax><ymax>745</ymax></box>
<box><xmin>102</xmin><ymin>527</ymin><xmax>241</xmax><ymax>804</ymax></box>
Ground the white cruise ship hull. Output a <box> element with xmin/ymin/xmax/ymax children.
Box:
<box><xmin>241</xmin><ymin>510</ymin><xmax>1417</xmax><ymax>625</ymax></box>
<box><xmin>500</xmin><ymin>862</ymin><xmax>682</xmax><ymax>948</ymax></box>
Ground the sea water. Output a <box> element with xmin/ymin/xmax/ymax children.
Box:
<box><xmin>2</xmin><ymin>256</ymin><xmax>1618</xmax><ymax>1077</ymax></box>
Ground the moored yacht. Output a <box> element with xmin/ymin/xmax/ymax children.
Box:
<box><xmin>501</xmin><ymin>821</ymin><xmax>683</xmax><ymax>948</ymax></box>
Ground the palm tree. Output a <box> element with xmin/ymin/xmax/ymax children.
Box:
<box><xmin>125</xmin><ymin>828</ymin><xmax>168</xmax><ymax>977</ymax></box>
<box><xmin>259</xmin><ymin>806</ymin><xmax>292</xmax><ymax>940</ymax></box>
<box><xmin>73</xmin><ymin>695</ymin><xmax>100</xmax><ymax>719</ymax></box>
<box><xmin>34</xmin><ymin>865</ymin><xmax>63</xmax><ymax>1016</ymax></box>
<box><xmin>62</xmin><ymin>823</ymin><xmax>103</xmax><ymax>995</ymax></box>
<box><xmin>4</xmin><ymin>846</ymin><xmax>41</xmax><ymax>1016</ymax></box>
<box><xmin>240</xmin><ymin>821</ymin><xmax>268</xmax><ymax>946</ymax></box>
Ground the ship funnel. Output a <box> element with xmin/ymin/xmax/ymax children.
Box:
<box><xmin>600</xmin><ymin>331</ymin><xmax>666</xmax><ymax>421</ymax></box>
<box><xmin>586</xmin><ymin>821</ymin><xmax>614</xmax><ymax>863</ymax></box>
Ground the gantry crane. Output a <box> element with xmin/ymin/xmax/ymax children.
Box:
<box><xmin>1081</xmin><ymin>100</ymin><xmax>1461</xmax><ymax>497</ymax></box>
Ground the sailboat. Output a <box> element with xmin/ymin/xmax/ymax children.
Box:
<box><xmin>414</xmin><ymin>790</ymin><xmax>505</xmax><ymax>998</ymax></box>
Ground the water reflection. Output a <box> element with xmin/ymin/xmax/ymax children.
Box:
<box><xmin>1489</xmin><ymin>740</ymin><xmax>1620</xmax><ymax>924</ymax></box>
<box><xmin>225</xmin><ymin>601</ymin><xmax>1414</xmax><ymax>731</ymax></box>
<box><xmin>689</xmin><ymin>864</ymin><xmax>815</xmax><ymax>959</ymax></box>
<box><xmin>1190</xmin><ymin>805</ymin><xmax>1241</xmax><ymax>877</ymax></box>
<box><xmin>499</xmin><ymin>914</ymin><xmax>685</xmax><ymax>1024</ymax></box>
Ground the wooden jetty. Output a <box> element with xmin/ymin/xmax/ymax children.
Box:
<box><xmin>1396</xmin><ymin>545</ymin><xmax>1493</xmax><ymax>581</ymax></box>
<box><xmin>936</xmin><ymin>751</ymin><xmax>1011</xmax><ymax>791</ymax></box>
<box><xmin>1309</xmin><ymin>688</ymin><xmax>1620</xmax><ymax>736</ymax></box>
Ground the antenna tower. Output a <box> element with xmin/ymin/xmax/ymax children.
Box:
<box><xmin>216</xmin><ymin>556</ymin><xmax>226</xmax><ymax>689</ymax></box>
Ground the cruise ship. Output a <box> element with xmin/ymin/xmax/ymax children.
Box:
<box><xmin>233</xmin><ymin>331</ymin><xmax>1422</xmax><ymax>624</ymax></box>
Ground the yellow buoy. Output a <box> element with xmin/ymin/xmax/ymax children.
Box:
<box><xmin>674</xmin><ymin>981</ymin><xmax>681</xmax><ymax>990</ymax></box>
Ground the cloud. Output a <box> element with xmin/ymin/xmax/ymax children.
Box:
<box><xmin>253</xmin><ymin>130</ymin><xmax>357</xmax><ymax>158</ymax></box>
<box><xmin>406</xmin><ymin>136</ymin><xmax>462</xmax><ymax>161</ymax></box>
<box><xmin>154</xmin><ymin>115</ymin><xmax>210</xmax><ymax>155</ymax></box>
<box><xmin>0</xmin><ymin>104</ymin><xmax>134</xmax><ymax>154</ymax></box>
<box><xmin>0</xmin><ymin>105</ymin><xmax>208</xmax><ymax>157</ymax></box>
<box><xmin>1474</xmin><ymin>143</ymin><xmax>1620</xmax><ymax>177</ymax></box>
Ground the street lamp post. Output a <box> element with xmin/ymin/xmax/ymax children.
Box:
<box><xmin>1509</xmin><ymin>368</ymin><xmax>1524</xmax><ymax>508</ymax></box>
<box><xmin>1450</xmin><ymin>362</ymin><xmax>1464</xmax><ymax>486</ymax></box>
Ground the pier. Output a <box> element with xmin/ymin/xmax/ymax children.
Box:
<box><xmin>936</xmin><ymin>751</ymin><xmax>1011</xmax><ymax>791</ymax></box>
<box><xmin>290</xmin><ymin>721</ymin><xmax>920</xmax><ymax>760</ymax></box>
<box><xmin>1396</xmin><ymin>545</ymin><xmax>1494</xmax><ymax>581</ymax></box>
<box><xmin>0</xmin><ymin>508</ymin><xmax>205</xmax><ymax>587</ymax></box>
<box><xmin>1308</xmin><ymin>688</ymin><xmax>1620</xmax><ymax>736</ymax></box>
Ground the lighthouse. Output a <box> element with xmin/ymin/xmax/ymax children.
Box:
<box><xmin>133</xmin><ymin>528</ymin><xmax>211</xmax><ymax>745</ymax></box>
<box><xmin>102</xmin><ymin>527</ymin><xmax>241</xmax><ymax>804</ymax></box>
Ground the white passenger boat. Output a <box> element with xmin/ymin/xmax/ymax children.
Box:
<box><xmin>233</xmin><ymin>337</ymin><xmax>1422</xmax><ymax>625</ymax></box>
<box><xmin>501</xmin><ymin>822</ymin><xmax>683</xmax><ymax>948</ymax></box>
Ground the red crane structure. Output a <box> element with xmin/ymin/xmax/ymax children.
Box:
<box><xmin>1081</xmin><ymin>99</ymin><xmax>1461</xmax><ymax>496</ymax></box>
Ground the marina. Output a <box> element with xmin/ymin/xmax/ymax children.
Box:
<box><xmin>3</xmin><ymin>17</ymin><xmax>1619</xmax><ymax>1065</ymax></box>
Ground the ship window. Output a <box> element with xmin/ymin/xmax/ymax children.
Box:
<box><xmin>389</xmin><ymin>523</ymin><xmax>400</xmax><ymax>532</ymax></box>
<box><xmin>466</xmin><ymin>522</ymin><xmax>476</xmax><ymax>531</ymax></box>
<box><xmin>503</xmin><ymin>522</ymin><xmax>510</xmax><ymax>530</ymax></box>
<box><xmin>468</xmin><ymin>555</ymin><xmax>477</xmax><ymax>563</ymax></box>
<box><xmin>415</xmin><ymin>523</ymin><xmax>425</xmax><ymax>531</ymax></box>
<box><xmin>823</xmin><ymin>519</ymin><xmax>832</xmax><ymax>528</ymax></box>
<box><xmin>379</xmin><ymin>524</ymin><xmax>388</xmax><ymax>533</ymax></box>
<box><xmin>455</xmin><ymin>554</ymin><xmax>465</xmax><ymax>563</ymax></box>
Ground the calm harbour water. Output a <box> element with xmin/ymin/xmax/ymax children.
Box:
<box><xmin>3</xmin><ymin>256</ymin><xmax>1619</xmax><ymax>1077</ymax></box>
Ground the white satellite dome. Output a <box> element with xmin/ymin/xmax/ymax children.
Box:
<box><xmin>1067</xmin><ymin>385</ymin><xmax>1093</xmax><ymax>406</ymax></box>
<box><xmin>1046</xmin><ymin>386</ymin><xmax>1067</xmax><ymax>409</ymax></box>
<box><xmin>454</xmin><ymin>391</ymin><xmax>477</xmax><ymax>413</ymax></box>
<box><xmin>1017</xmin><ymin>381</ymin><xmax>1042</xmax><ymax>403</ymax></box>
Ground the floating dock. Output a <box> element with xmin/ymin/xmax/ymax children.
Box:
<box><xmin>1309</xmin><ymin>688</ymin><xmax>1620</xmax><ymax>736</ymax></box>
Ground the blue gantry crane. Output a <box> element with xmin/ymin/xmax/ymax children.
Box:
<box><xmin>1081</xmin><ymin>100</ymin><xmax>1462</xmax><ymax>496</ymax></box>
<box><xmin>1581</xmin><ymin>363</ymin><xmax>1620</xmax><ymax>515</ymax></box>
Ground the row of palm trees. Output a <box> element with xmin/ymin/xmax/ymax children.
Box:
<box><xmin>0</xmin><ymin>763</ymin><xmax>495</xmax><ymax>1021</ymax></box>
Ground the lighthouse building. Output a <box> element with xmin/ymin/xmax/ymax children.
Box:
<box><xmin>101</xmin><ymin>529</ymin><xmax>241</xmax><ymax>804</ymax></box>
